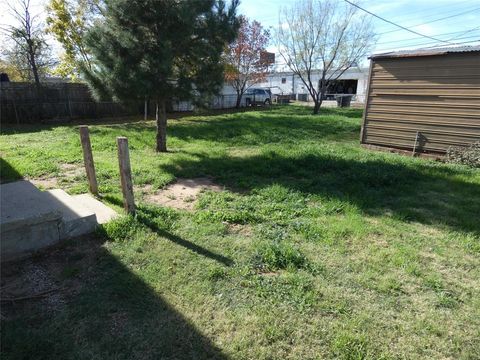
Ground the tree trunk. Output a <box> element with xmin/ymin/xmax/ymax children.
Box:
<box><xmin>27</xmin><ymin>39</ymin><xmax>40</xmax><ymax>86</ymax></box>
<box><xmin>31</xmin><ymin>55</ymin><xmax>40</xmax><ymax>86</ymax></box>
<box><xmin>313</xmin><ymin>100</ymin><xmax>321</xmax><ymax>114</ymax></box>
<box><xmin>235</xmin><ymin>92</ymin><xmax>242</xmax><ymax>108</ymax></box>
<box><xmin>155</xmin><ymin>100</ymin><xmax>167</xmax><ymax>152</ymax></box>
<box><xmin>312</xmin><ymin>85</ymin><xmax>327</xmax><ymax>115</ymax></box>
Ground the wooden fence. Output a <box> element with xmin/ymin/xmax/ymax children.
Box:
<box><xmin>0</xmin><ymin>82</ymin><xmax>139</xmax><ymax>124</ymax></box>
<box><xmin>0</xmin><ymin>82</ymin><xmax>289</xmax><ymax>124</ymax></box>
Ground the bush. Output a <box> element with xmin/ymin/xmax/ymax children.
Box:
<box><xmin>446</xmin><ymin>141</ymin><xmax>480</xmax><ymax>168</ymax></box>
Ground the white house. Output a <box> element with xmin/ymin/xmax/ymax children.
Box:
<box><xmin>171</xmin><ymin>66</ymin><xmax>370</xmax><ymax>111</ymax></box>
<box><xmin>222</xmin><ymin>66</ymin><xmax>369</xmax><ymax>103</ymax></box>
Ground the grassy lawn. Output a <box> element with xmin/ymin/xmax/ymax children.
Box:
<box><xmin>1</xmin><ymin>105</ymin><xmax>479</xmax><ymax>359</ymax></box>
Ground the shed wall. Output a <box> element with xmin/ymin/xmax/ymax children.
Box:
<box><xmin>361</xmin><ymin>52</ymin><xmax>480</xmax><ymax>153</ymax></box>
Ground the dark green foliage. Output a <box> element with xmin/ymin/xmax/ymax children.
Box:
<box><xmin>85</xmin><ymin>0</ymin><xmax>238</xmax><ymax>102</ymax></box>
<box><xmin>83</xmin><ymin>0</ymin><xmax>239</xmax><ymax>151</ymax></box>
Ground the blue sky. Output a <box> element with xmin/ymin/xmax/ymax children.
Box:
<box><xmin>239</xmin><ymin>0</ymin><xmax>480</xmax><ymax>57</ymax></box>
<box><xmin>1</xmin><ymin>0</ymin><xmax>479</xmax><ymax>65</ymax></box>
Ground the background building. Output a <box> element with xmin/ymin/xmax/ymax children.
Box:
<box><xmin>222</xmin><ymin>67</ymin><xmax>369</xmax><ymax>103</ymax></box>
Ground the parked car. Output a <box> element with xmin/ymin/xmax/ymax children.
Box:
<box><xmin>244</xmin><ymin>88</ymin><xmax>271</xmax><ymax>106</ymax></box>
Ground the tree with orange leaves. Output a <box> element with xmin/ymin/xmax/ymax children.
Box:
<box><xmin>224</xmin><ymin>16</ymin><xmax>270</xmax><ymax>108</ymax></box>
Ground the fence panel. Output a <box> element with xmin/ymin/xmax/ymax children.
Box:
<box><xmin>1</xmin><ymin>83</ymin><xmax>291</xmax><ymax>124</ymax></box>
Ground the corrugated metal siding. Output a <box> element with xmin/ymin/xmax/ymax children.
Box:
<box><xmin>361</xmin><ymin>52</ymin><xmax>480</xmax><ymax>153</ymax></box>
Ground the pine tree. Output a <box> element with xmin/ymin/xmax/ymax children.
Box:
<box><xmin>83</xmin><ymin>0</ymin><xmax>239</xmax><ymax>152</ymax></box>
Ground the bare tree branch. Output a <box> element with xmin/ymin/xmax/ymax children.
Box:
<box><xmin>276</xmin><ymin>0</ymin><xmax>376</xmax><ymax>114</ymax></box>
<box><xmin>2</xmin><ymin>0</ymin><xmax>54</xmax><ymax>84</ymax></box>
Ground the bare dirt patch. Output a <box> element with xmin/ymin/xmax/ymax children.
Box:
<box><xmin>28</xmin><ymin>164</ymin><xmax>84</xmax><ymax>190</ymax></box>
<box><xmin>145</xmin><ymin>178</ymin><xmax>222</xmax><ymax>210</ymax></box>
<box><xmin>226</xmin><ymin>222</ymin><xmax>253</xmax><ymax>236</ymax></box>
<box><xmin>60</xmin><ymin>163</ymin><xmax>84</xmax><ymax>179</ymax></box>
<box><xmin>28</xmin><ymin>177</ymin><xmax>58</xmax><ymax>189</ymax></box>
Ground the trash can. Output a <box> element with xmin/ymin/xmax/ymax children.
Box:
<box><xmin>336</xmin><ymin>95</ymin><xmax>353</xmax><ymax>108</ymax></box>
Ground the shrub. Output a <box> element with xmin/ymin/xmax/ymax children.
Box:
<box><xmin>446</xmin><ymin>141</ymin><xmax>480</xmax><ymax>168</ymax></box>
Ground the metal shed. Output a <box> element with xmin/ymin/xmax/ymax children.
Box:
<box><xmin>360</xmin><ymin>45</ymin><xmax>480</xmax><ymax>154</ymax></box>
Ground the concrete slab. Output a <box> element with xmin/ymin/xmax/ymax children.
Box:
<box><xmin>1</xmin><ymin>180</ymin><xmax>62</xmax><ymax>260</ymax></box>
<box><xmin>1</xmin><ymin>180</ymin><xmax>115</xmax><ymax>261</ymax></box>
<box><xmin>71</xmin><ymin>194</ymin><xmax>118</xmax><ymax>224</ymax></box>
<box><xmin>45</xmin><ymin>189</ymin><xmax>98</xmax><ymax>239</ymax></box>
<box><xmin>1</xmin><ymin>220</ymin><xmax>60</xmax><ymax>261</ymax></box>
<box><xmin>1</xmin><ymin>180</ymin><xmax>61</xmax><ymax>232</ymax></box>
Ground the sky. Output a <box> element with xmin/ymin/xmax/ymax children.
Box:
<box><xmin>1</xmin><ymin>0</ymin><xmax>479</xmax><ymax>69</ymax></box>
<box><xmin>240</xmin><ymin>0</ymin><xmax>480</xmax><ymax>67</ymax></box>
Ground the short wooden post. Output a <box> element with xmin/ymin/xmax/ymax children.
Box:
<box><xmin>79</xmin><ymin>125</ymin><xmax>98</xmax><ymax>195</ymax></box>
<box><xmin>117</xmin><ymin>137</ymin><xmax>135</xmax><ymax>213</ymax></box>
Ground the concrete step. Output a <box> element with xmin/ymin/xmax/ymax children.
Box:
<box><xmin>45</xmin><ymin>189</ymin><xmax>98</xmax><ymax>239</ymax></box>
<box><xmin>1</xmin><ymin>180</ymin><xmax>119</xmax><ymax>261</ymax></box>
<box><xmin>1</xmin><ymin>181</ymin><xmax>62</xmax><ymax>260</ymax></box>
<box><xmin>71</xmin><ymin>194</ymin><xmax>118</xmax><ymax>224</ymax></box>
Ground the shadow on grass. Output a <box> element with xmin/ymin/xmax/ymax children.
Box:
<box><xmin>0</xmin><ymin>157</ymin><xmax>23</xmax><ymax>183</ymax></box>
<box><xmin>102</xmin><ymin>196</ymin><xmax>234</xmax><ymax>267</ymax></box>
<box><xmin>159</xmin><ymin>152</ymin><xmax>480</xmax><ymax>235</ymax></box>
<box><xmin>136</xmin><ymin>206</ymin><xmax>234</xmax><ymax>267</ymax></box>
<box><xmin>1</xmin><ymin>106</ymin><xmax>361</xmax><ymax>152</ymax></box>
<box><xmin>0</xmin><ymin>116</ymin><xmax>142</xmax><ymax>135</ymax></box>
<box><xmin>0</xmin><ymin>235</ymin><xmax>228</xmax><ymax>359</ymax></box>
<box><xmin>0</xmin><ymin>105</ymin><xmax>296</xmax><ymax>135</ymax></box>
<box><xmin>99</xmin><ymin>109</ymin><xmax>360</xmax><ymax>147</ymax></box>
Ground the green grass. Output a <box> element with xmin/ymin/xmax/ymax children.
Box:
<box><xmin>1</xmin><ymin>105</ymin><xmax>479</xmax><ymax>359</ymax></box>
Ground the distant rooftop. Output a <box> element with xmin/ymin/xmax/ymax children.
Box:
<box><xmin>370</xmin><ymin>44</ymin><xmax>480</xmax><ymax>59</ymax></box>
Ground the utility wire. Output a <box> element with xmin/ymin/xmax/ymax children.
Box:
<box><xmin>377</xmin><ymin>34</ymin><xmax>480</xmax><ymax>50</ymax></box>
<box><xmin>375</xmin><ymin>27</ymin><xmax>480</xmax><ymax>46</ymax></box>
<box><xmin>446</xmin><ymin>25</ymin><xmax>480</xmax><ymax>41</ymax></box>
<box><xmin>376</xmin><ymin>0</ymin><xmax>477</xmax><ymax>24</ymax></box>
<box><xmin>423</xmin><ymin>39</ymin><xmax>480</xmax><ymax>49</ymax></box>
<box><xmin>376</xmin><ymin>6</ymin><xmax>480</xmax><ymax>36</ymax></box>
<box><xmin>373</xmin><ymin>27</ymin><xmax>480</xmax><ymax>50</ymax></box>
<box><xmin>343</xmin><ymin>0</ymin><xmax>454</xmax><ymax>44</ymax></box>
<box><xmin>376</xmin><ymin>39</ymin><xmax>480</xmax><ymax>54</ymax></box>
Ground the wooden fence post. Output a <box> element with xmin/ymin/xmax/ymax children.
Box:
<box><xmin>117</xmin><ymin>137</ymin><xmax>135</xmax><ymax>214</ymax></box>
<box><xmin>79</xmin><ymin>125</ymin><xmax>99</xmax><ymax>195</ymax></box>
<box><xmin>144</xmin><ymin>99</ymin><xmax>148</xmax><ymax>121</ymax></box>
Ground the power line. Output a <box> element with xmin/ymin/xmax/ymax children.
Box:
<box><xmin>375</xmin><ymin>35</ymin><xmax>480</xmax><ymax>51</ymax></box>
<box><xmin>375</xmin><ymin>27</ymin><xmax>480</xmax><ymax>46</ymax></box>
<box><xmin>376</xmin><ymin>6</ymin><xmax>480</xmax><ymax>36</ymax></box>
<box><xmin>375</xmin><ymin>39</ymin><xmax>480</xmax><ymax>54</ymax></box>
<box><xmin>377</xmin><ymin>35</ymin><xmax>480</xmax><ymax>49</ymax></box>
<box><xmin>343</xmin><ymin>0</ymin><xmax>454</xmax><ymax>44</ymax></box>
<box><xmin>381</xmin><ymin>0</ymin><xmax>478</xmax><ymax>23</ymax></box>
<box><xmin>446</xmin><ymin>25</ymin><xmax>480</xmax><ymax>41</ymax></box>
<box><xmin>376</xmin><ymin>35</ymin><xmax>480</xmax><ymax>52</ymax></box>
<box><xmin>423</xmin><ymin>39</ymin><xmax>480</xmax><ymax>49</ymax></box>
